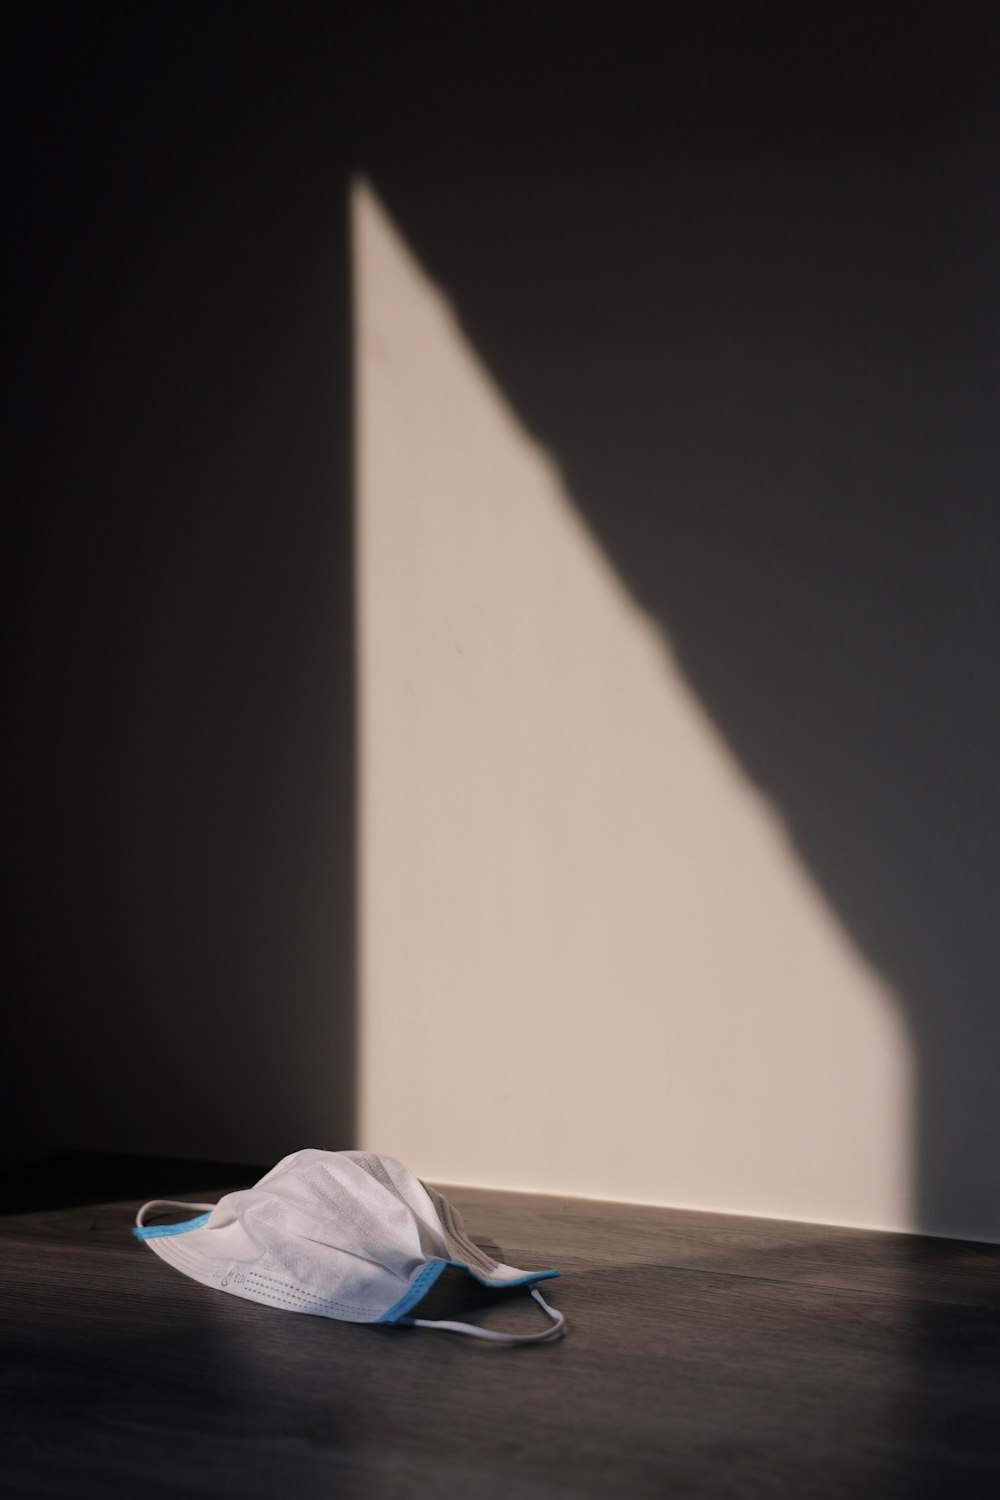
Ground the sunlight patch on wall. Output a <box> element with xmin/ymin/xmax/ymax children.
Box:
<box><xmin>352</xmin><ymin>177</ymin><xmax>913</xmax><ymax>1232</ymax></box>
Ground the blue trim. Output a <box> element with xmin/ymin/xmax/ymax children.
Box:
<box><xmin>133</xmin><ymin>1212</ymin><xmax>212</xmax><ymax>1241</ymax></box>
<box><xmin>378</xmin><ymin>1258</ymin><xmax>449</xmax><ymax>1322</ymax></box>
<box><xmin>378</xmin><ymin>1260</ymin><xmax>561</xmax><ymax>1324</ymax></box>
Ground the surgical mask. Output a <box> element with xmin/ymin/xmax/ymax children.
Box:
<box><xmin>133</xmin><ymin>1148</ymin><xmax>564</xmax><ymax>1344</ymax></box>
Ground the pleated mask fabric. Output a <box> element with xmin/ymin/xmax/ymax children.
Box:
<box><xmin>133</xmin><ymin>1148</ymin><xmax>564</xmax><ymax>1343</ymax></box>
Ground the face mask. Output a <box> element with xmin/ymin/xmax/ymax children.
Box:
<box><xmin>133</xmin><ymin>1148</ymin><xmax>564</xmax><ymax>1344</ymax></box>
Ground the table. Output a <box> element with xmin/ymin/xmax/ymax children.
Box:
<box><xmin>3</xmin><ymin>1153</ymin><xmax>998</xmax><ymax>1498</ymax></box>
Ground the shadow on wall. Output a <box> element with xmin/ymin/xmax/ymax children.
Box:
<box><xmin>345</xmin><ymin>3</ymin><xmax>1000</xmax><ymax>1237</ymax></box>
<box><xmin>4</xmin><ymin>8</ymin><xmax>356</xmax><ymax>1166</ymax></box>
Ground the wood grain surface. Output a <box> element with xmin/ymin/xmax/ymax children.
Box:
<box><xmin>2</xmin><ymin>1155</ymin><xmax>998</xmax><ymax>1498</ymax></box>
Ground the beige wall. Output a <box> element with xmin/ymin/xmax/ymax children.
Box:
<box><xmin>354</xmin><ymin>181</ymin><xmax>914</xmax><ymax>1233</ymax></box>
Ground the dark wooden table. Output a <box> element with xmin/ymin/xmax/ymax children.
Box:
<box><xmin>2</xmin><ymin>1154</ymin><xmax>998</xmax><ymax>1498</ymax></box>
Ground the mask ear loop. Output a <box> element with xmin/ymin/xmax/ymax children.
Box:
<box><xmin>136</xmin><ymin>1198</ymin><xmax>217</xmax><ymax>1228</ymax></box>
<box><xmin>407</xmin><ymin>1284</ymin><xmax>565</xmax><ymax>1344</ymax></box>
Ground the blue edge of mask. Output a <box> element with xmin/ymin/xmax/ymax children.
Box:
<box><xmin>132</xmin><ymin>1212</ymin><xmax>560</xmax><ymax>1323</ymax></box>
<box><xmin>133</xmin><ymin>1213</ymin><xmax>212</xmax><ymax>1241</ymax></box>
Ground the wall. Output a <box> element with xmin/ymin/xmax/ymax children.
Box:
<box><xmin>355</xmin><ymin>181</ymin><xmax>914</xmax><ymax>1231</ymax></box>
<box><xmin>7</xmin><ymin>4</ymin><xmax>998</xmax><ymax>1239</ymax></box>
<box><xmin>351</xmin><ymin>4</ymin><xmax>1000</xmax><ymax>1239</ymax></box>
<box><xmin>5</xmin><ymin>7</ymin><xmax>356</xmax><ymax>1169</ymax></box>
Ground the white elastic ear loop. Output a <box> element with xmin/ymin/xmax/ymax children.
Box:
<box><xmin>135</xmin><ymin>1198</ymin><xmax>217</xmax><ymax>1228</ymax></box>
<box><xmin>408</xmin><ymin>1285</ymin><xmax>565</xmax><ymax>1344</ymax></box>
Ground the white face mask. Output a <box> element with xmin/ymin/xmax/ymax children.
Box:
<box><xmin>133</xmin><ymin>1149</ymin><xmax>564</xmax><ymax>1344</ymax></box>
